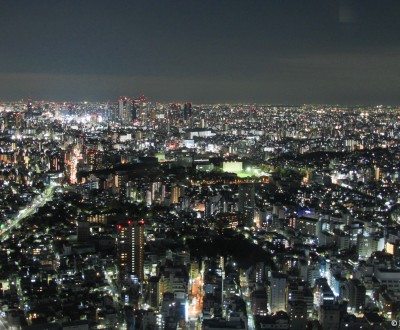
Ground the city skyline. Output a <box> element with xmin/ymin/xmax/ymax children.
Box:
<box><xmin>0</xmin><ymin>99</ymin><xmax>399</xmax><ymax>329</ymax></box>
<box><xmin>1</xmin><ymin>0</ymin><xmax>400</xmax><ymax>104</ymax></box>
<box><xmin>1</xmin><ymin>1</ymin><xmax>400</xmax><ymax>329</ymax></box>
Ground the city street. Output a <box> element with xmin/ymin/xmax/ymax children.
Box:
<box><xmin>189</xmin><ymin>275</ymin><xmax>204</xmax><ymax>330</ymax></box>
<box><xmin>1</xmin><ymin>183</ymin><xmax>58</xmax><ymax>242</ymax></box>
<box><xmin>240</xmin><ymin>274</ymin><xmax>255</xmax><ymax>330</ymax></box>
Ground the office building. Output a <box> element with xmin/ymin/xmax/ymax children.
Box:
<box><xmin>251</xmin><ymin>288</ymin><xmax>268</xmax><ymax>316</ymax></box>
<box><xmin>318</xmin><ymin>304</ymin><xmax>340</xmax><ymax>330</ymax></box>
<box><xmin>118</xmin><ymin>97</ymin><xmax>136</xmax><ymax>123</ymax></box>
<box><xmin>287</xmin><ymin>301</ymin><xmax>307</xmax><ymax>329</ymax></box>
<box><xmin>269</xmin><ymin>272</ymin><xmax>287</xmax><ymax>313</ymax></box>
<box><xmin>347</xmin><ymin>279</ymin><xmax>366</xmax><ymax>313</ymax></box>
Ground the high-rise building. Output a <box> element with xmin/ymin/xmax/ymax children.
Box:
<box><xmin>85</xmin><ymin>150</ymin><xmax>100</xmax><ymax>171</ymax></box>
<box><xmin>27</xmin><ymin>99</ymin><xmax>33</xmax><ymax>116</ymax></box>
<box><xmin>318</xmin><ymin>304</ymin><xmax>340</xmax><ymax>330</ymax></box>
<box><xmin>118</xmin><ymin>97</ymin><xmax>136</xmax><ymax>123</ymax></box>
<box><xmin>357</xmin><ymin>234</ymin><xmax>380</xmax><ymax>259</ymax></box>
<box><xmin>269</xmin><ymin>272</ymin><xmax>287</xmax><ymax>313</ymax></box>
<box><xmin>182</xmin><ymin>102</ymin><xmax>192</xmax><ymax>121</ymax></box>
<box><xmin>5</xmin><ymin>112</ymin><xmax>24</xmax><ymax>129</ymax></box>
<box><xmin>255</xmin><ymin>262</ymin><xmax>267</xmax><ymax>284</ymax></box>
<box><xmin>346</xmin><ymin>279</ymin><xmax>366</xmax><ymax>313</ymax></box>
<box><xmin>251</xmin><ymin>288</ymin><xmax>268</xmax><ymax>316</ymax></box>
<box><xmin>287</xmin><ymin>301</ymin><xmax>307</xmax><ymax>329</ymax></box>
<box><xmin>171</xmin><ymin>184</ymin><xmax>182</xmax><ymax>204</ymax></box>
<box><xmin>148</xmin><ymin>276</ymin><xmax>160</xmax><ymax>308</ymax></box>
<box><xmin>77</xmin><ymin>221</ymin><xmax>90</xmax><ymax>243</ymax></box>
<box><xmin>49</xmin><ymin>152</ymin><xmax>64</xmax><ymax>172</ymax></box>
<box><xmin>314</xmin><ymin>278</ymin><xmax>335</xmax><ymax>306</ymax></box>
<box><xmin>113</xmin><ymin>172</ymin><xmax>129</xmax><ymax>197</ymax></box>
<box><xmin>238</xmin><ymin>183</ymin><xmax>255</xmax><ymax>227</ymax></box>
<box><xmin>117</xmin><ymin>220</ymin><xmax>145</xmax><ymax>281</ymax></box>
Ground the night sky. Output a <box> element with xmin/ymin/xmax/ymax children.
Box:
<box><xmin>0</xmin><ymin>0</ymin><xmax>399</xmax><ymax>104</ymax></box>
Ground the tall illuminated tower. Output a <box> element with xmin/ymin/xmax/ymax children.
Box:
<box><xmin>118</xmin><ymin>97</ymin><xmax>136</xmax><ymax>124</ymax></box>
<box><xmin>238</xmin><ymin>183</ymin><xmax>255</xmax><ymax>227</ymax></box>
<box><xmin>117</xmin><ymin>220</ymin><xmax>145</xmax><ymax>281</ymax></box>
<box><xmin>27</xmin><ymin>99</ymin><xmax>33</xmax><ymax>116</ymax></box>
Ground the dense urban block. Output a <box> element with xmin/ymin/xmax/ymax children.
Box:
<box><xmin>0</xmin><ymin>99</ymin><xmax>399</xmax><ymax>330</ymax></box>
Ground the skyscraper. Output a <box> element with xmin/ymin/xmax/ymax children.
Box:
<box><xmin>117</xmin><ymin>220</ymin><xmax>145</xmax><ymax>281</ymax></box>
<box><xmin>238</xmin><ymin>183</ymin><xmax>255</xmax><ymax>227</ymax></box>
<box><xmin>182</xmin><ymin>102</ymin><xmax>192</xmax><ymax>121</ymax></box>
<box><xmin>27</xmin><ymin>99</ymin><xmax>33</xmax><ymax>116</ymax></box>
<box><xmin>118</xmin><ymin>97</ymin><xmax>136</xmax><ymax>124</ymax></box>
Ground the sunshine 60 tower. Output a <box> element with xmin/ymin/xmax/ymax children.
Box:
<box><xmin>118</xmin><ymin>96</ymin><xmax>137</xmax><ymax>124</ymax></box>
<box><xmin>117</xmin><ymin>220</ymin><xmax>145</xmax><ymax>281</ymax></box>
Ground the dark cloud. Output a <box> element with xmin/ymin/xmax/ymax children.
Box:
<box><xmin>0</xmin><ymin>0</ymin><xmax>399</xmax><ymax>104</ymax></box>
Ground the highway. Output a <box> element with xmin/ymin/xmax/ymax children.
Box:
<box><xmin>1</xmin><ymin>183</ymin><xmax>58</xmax><ymax>242</ymax></box>
<box><xmin>0</xmin><ymin>183</ymin><xmax>58</xmax><ymax>328</ymax></box>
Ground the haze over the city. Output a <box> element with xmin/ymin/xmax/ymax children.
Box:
<box><xmin>1</xmin><ymin>0</ymin><xmax>400</xmax><ymax>104</ymax></box>
<box><xmin>2</xmin><ymin>1</ymin><xmax>400</xmax><ymax>330</ymax></box>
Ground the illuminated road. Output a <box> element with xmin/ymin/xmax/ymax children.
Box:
<box><xmin>0</xmin><ymin>187</ymin><xmax>61</xmax><ymax>330</ymax></box>
<box><xmin>240</xmin><ymin>275</ymin><xmax>255</xmax><ymax>330</ymax></box>
<box><xmin>189</xmin><ymin>276</ymin><xmax>203</xmax><ymax>330</ymax></box>
<box><xmin>1</xmin><ymin>183</ymin><xmax>58</xmax><ymax>242</ymax></box>
<box><xmin>246</xmin><ymin>300</ymin><xmax>255</xmax><ymax>330</ymax></box>
<box><xmin>104</xmin><ymin>271</ymin><xmax>121</xmax><ymax>309</ymax></box>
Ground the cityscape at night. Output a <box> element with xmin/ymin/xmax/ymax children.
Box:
<box><xmin>1</xmin><ymin>1</ymin><xmax>400</xmax><ymax>330</ymax></box>
<box><xmin>0</xmin><ymin>100</ymin><xmax>399</xmax><ymax>330</ymax></box>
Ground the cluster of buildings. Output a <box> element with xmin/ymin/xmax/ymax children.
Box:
<box><xmin>0</xmin><ymin>99</ymin><xmax>399</xmax><ymax>329</ymax></box>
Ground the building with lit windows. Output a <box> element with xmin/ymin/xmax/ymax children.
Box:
<box><xmin>269</xmin><ymin>272</ymin><xmax>287</xmax><ymax>313</ymax></box>
<box><xmin>238</xmin><ymin>183</ymin><xmax>255</xmax><ymax>227</ymax></box>
<box><xmin>288</xmin><ymin>300</ymin><xmax>307</xmax><ymax>329</ymax></box>
<box><xmin>148</xmin><ymin>276</ymin><xmax>160</xmax><ymax>308</ymax></box>
<box><xmin>117</xmin><ymin>220</ymin><xmax>145</xmax><ymax>281</ymax></box>
<box><xmin>118</xmin><ymin>96</ymin><xmax>136</xmax><ymax>123</ymax></box>
<box><xmin>251</xmin><ymin>288</ymin><xmax>268</xmax><ymax>316</ymax></box>
<box><xmin>318</xmin><ymin>304</ymin><xmax>340</xmax><ymax>330</ymax></box>
<box><xmin>182</xmin><ymin>102</ymin><xmax>192</xmax><ymax>121</ymax></box>
<box><xmin>296</xmin><ymin>216</ymin><xmax>318</xmax><ymax>236</ymax></box>
<box><xmin>345</xmin><ymin>279</ymin><xmax>366</xmax><ymax>313</ymax></box>
<box><xmin>171</xmin><ymin>184</ymin><xmax>183</xmax><ymax>204</ymax></box>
